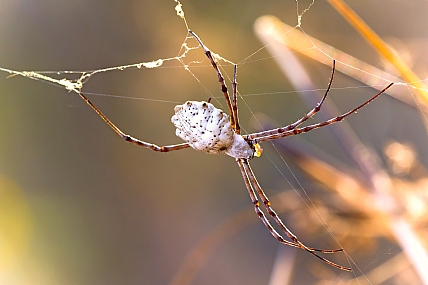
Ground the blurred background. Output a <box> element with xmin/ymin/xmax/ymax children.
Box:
<box><xmin>1</xmin><ymin>1</ymin><xmax>428</xmax><ymax>284</ymax></box>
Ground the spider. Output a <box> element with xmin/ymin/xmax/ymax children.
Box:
<box><xmin>75</xmin><ymin>30</ymin><xmax>393</xmax><ymax>271</ymax></box>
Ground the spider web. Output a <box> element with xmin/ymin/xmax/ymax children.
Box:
<box><xmin>1</xmin><ymin>1</ymin><xmax>428</xmax><ymax>285</ymax></box>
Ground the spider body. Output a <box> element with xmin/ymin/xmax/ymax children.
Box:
<box><xmin>75</xmin><ymin>30</ymin><xmax>393</xmax><ymax>271</ymax></box>
<box><xmin>172</xmin><ymin>100</ymin><xmax>256</xmax><ymax>159</ymax></box>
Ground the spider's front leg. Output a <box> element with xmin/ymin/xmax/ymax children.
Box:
<box><xmin>77</xmin><ymin>91</ymin><xmax>190</xmax><ymax>152</ymax></box>
<box><xmin>248</xmin><ymin>60</ymin><xmax>337</xmax><ymax>140</ymax></box>
<box><xmin>248</xmin><ymin>82</ymin><xmax>394</xmax><ymax>143</ymax></box>
<box><xmin>189</xmin><ymin>30</ymin><xmax>240</xmax><ymax>133</ymax></box>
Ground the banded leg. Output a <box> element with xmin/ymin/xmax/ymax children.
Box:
<box><xmin>249</xmin><ymin>60</ymin><xmax>336</xmax><ymax>138</ymax></box>
<box><xmin>237</xmin><ymin>159</ymin><xmax>352</xmax><ymax>271</ymax></box>
<box><xmin>232</xmin><ymin>64</ymin><xmax>241</xmax><ymax>134</ymax></box>
<box><xmin>189</xmin><ymin>30</ymin><xmax>237</xmax><ymax>132</ymax></box>
<box><xmin>237</xmin><ymin>159</ymin><xmax>301</xmax><ymax>249</ymax></box>
<box><xmin>249</xmin><ymin>82</ymin><xmax>394</xmax><ymax>143</ymax></box>
<box><xmin>77</xmin><ymin>91</ymin><xmax>190</xmax><ymax>152</ymax></box>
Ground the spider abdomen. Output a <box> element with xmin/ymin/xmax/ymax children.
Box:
<box><xmin>171</xmin><ymin>101</ymin><xmax>254</xmax><ymax>158</ymax></box>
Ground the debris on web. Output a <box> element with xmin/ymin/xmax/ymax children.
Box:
<box><xmin>174</xmin><ymin>0</ymin><xmax>188</xmax><ymax>30</ymax></box>
<box><xmin>296</xmin><ymin>0</ymin><xmax>315</xmax><ymax>27</ymax></box>
<box><xmin>142</xmin><ymin>59</ymin><xmax>164</xmax><ymax>69</ymax></box>
<box><xmin>0</xmin><ymin>67</ymin><xmax>82</xmax><ymax>92</ymax></box>
<box><xmin>0</xmin><ymin>0</ymin><xmax>199</xmax><ymax>96</ymax></box>
<box><xmin>0</xmin><ymin>37</ymin><xmax>195</xmax><ymax>96</ymax></box>
<box><xmin>174</xmin><ymin>0</ymin><xmax>185</xmax><ymax>19</ymax></box>
<box><xmin>211</xmin><ymin>51</ymin><xmax>236</xmax><ymax>66</ymax></box>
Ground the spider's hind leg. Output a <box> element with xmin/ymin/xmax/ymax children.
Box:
<box><xmin>237</xmin><ymin>158</ymin><xmax>352</xmax><ymax>271</ymax></box>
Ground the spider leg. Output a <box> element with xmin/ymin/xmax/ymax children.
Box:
<box><xmin>77</xmin><ymin>91</ymin><xmax>190</xmax><ymax>152</ymax></box>
<box><xmin>237</xmin><ymin>159</ymin><xmax>352</xmax><ymax>271</ymax></box>
<box><xmin>237</xmin><ymin>159</ymin><xmax>302</xmax><ymax>249</ymax></box>
<box><xmin>232</xmin><ymin>64</ymin><xmax>241</xmax><ymax>134</ymax></box>
<box><xmin>248</xmin><ymin>82</ymin><xmax>394</xmax><ymax>143</ymax></box>
<box><xmin>249</xmin><ymin>60</ymin><xmax>336</xmax><ymax>139</ymax></box>
<box><xmin>189</xmin><ymin>30</ymin><xmax>238</xmax><ymax>132</ymax></box>
<box><xmin>284</xmin><ymin>60</ymin><xmax>335</xmax><ymax>130</ymax></box>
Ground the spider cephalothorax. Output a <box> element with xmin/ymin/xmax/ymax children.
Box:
<box><xmin>74</xmin><ymin>30</ymin><xmax>393</xmax><ymax>271</ymax></box>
